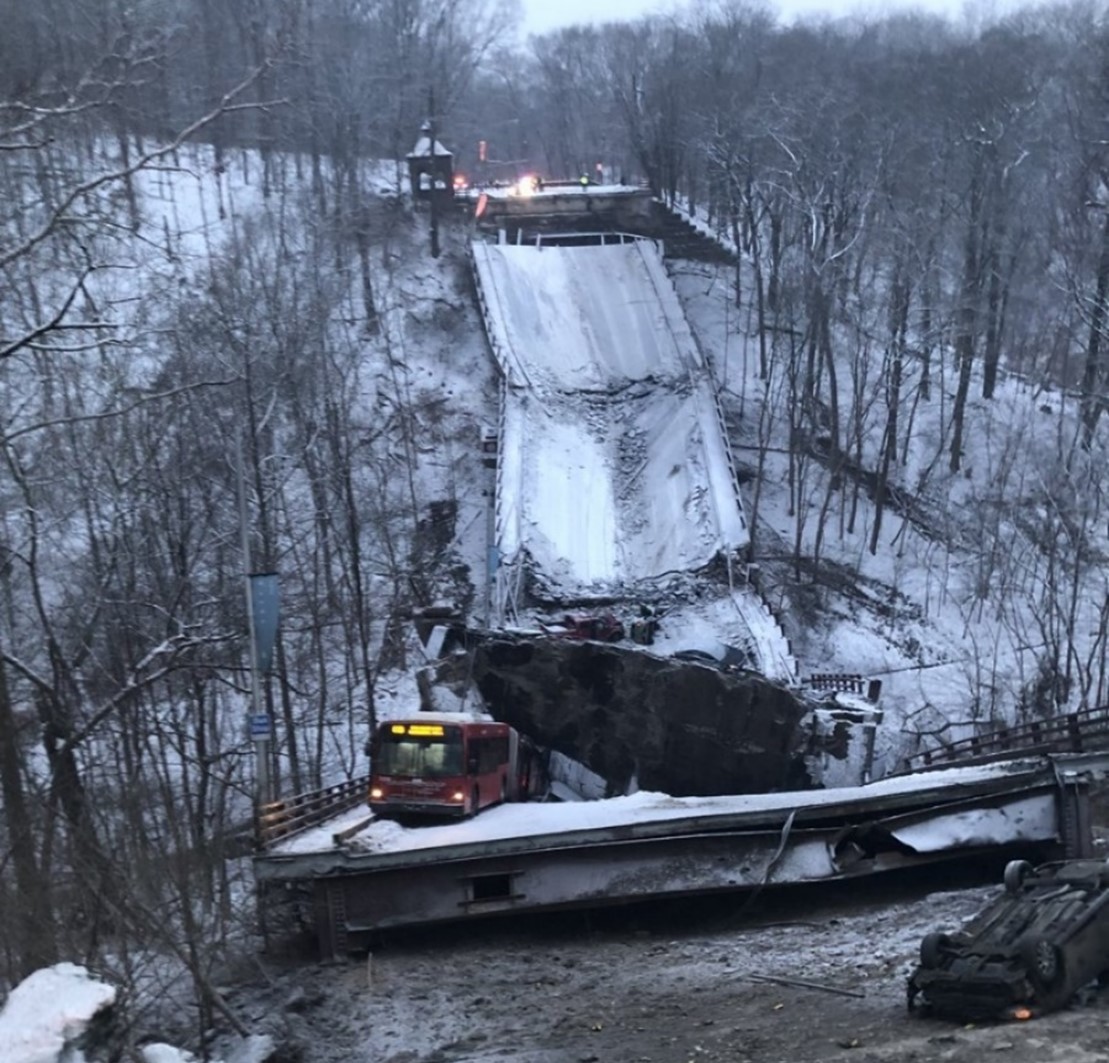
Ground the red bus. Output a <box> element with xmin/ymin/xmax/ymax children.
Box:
<box><xmin>368</xmin><ymin>714</ymin><xmax>545</xmax><ymax>819</ymax></box>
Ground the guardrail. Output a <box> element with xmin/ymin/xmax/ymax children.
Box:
<box><xmin>256</xmin><ymin>774</ymin><xmax>370</xmax><ymax>848</ymax></box>
<box><xmin>471</xmin><ymin>243</ymin><xmax>526</xmax><ymax>627</ymax></box>
<box><xmin>531</xmin><ymin>231</ymin><xmax>657</xmax><ymax>249</ymax></box>
<box><xmin>902</xmin><ymin>704</ymin><xmax>1109</xmax><ymax>773</ymax></box>
<box><xmin>806</xmin><ymin>673</ymin><xmax>882</xmax><ymax>700</ymax></box>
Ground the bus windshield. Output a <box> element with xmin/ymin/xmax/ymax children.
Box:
<box><xmin>375</xmin><ymin>729</ymin><xmax>464</xmax><ymax>778</ymax></box>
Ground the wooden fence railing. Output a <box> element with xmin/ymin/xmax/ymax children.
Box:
<box><xmin>901</xmin><ymin>704</ymin><xmax>1109</xmax><ymax>773</ymax></box>
<box><xmin>256</xmin><ymin>774</ymin><xmax>371</xmax><ymax>848</ymax></box>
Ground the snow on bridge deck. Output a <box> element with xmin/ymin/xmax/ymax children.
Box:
<box><xmin>472</xmin><ymin>239</ymin><xmax>748</xmax><ymax>598</ymax></box>
<box><xmin>264</xmin><ymin>754</ymin><xmax>1070</xmax><ymax>860</ymax></box>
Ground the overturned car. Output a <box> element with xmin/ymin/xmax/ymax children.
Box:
<box><xmin>908</xmin><ymin>858</ymin><xmax>1109</xmax><ymax>1021</ymax></box>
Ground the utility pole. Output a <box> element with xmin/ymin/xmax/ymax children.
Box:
<box><xmin>236</xmin><ymin>432</ymin><xmax>273</xmax><ymax>813</ymax></box>
<box><xmin>428</xmin><ymin>90</ymin><xmax>440</xmax><ymax>259</ymax></box>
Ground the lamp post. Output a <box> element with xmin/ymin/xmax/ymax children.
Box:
<box><xmin>236</xmin><ymin>431</ymin><xmax>276</xmax><ymax>811</ymax></box>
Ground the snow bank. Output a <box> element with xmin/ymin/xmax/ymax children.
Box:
<box><xmin>0</xmin><ymin>964</ymin><xmax>116</xmax><ymax>1063</ymax></box>
<box><xmin>0</xmin><ymin>964</ymin><xmax>273</xmax><ymax>1063</ymax></box>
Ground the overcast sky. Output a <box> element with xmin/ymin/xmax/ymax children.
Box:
<box><xmin>519</xmin><ymin>0</ymin><xmax>1000</xmax><ymax>36</ymax></box>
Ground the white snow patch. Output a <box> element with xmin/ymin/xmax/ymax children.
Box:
<box><xmin>0</xmin><ymin>964</ymin><xmax>116</xmax><ymax>1063</ymax></box>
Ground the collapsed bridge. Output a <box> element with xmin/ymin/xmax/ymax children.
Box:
<box><xmin>461</xmin><ymin>199</ymin><xmax>811</xmax><ymax>793</ymax></box>
<box><xmin>471</xmin><ymin>236</ymin><xmax>749</xmax><ymax>615</ymax></box>
<box><xmin>249</xmin><ymin>189</ymin><xmax>1109</xmax><ymax>957</ymax></box>
<box><xmin>254</xmin><ymin>753</ymin><xmax>1105</xmax><ymax>956</ymax></box>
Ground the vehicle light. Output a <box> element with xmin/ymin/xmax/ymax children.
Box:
<box><xmin>451</xmin><ymin>791</ymin><xmax>465</xmax><ymax>802</ymax></box>
<box><xmin>1009</xmin><ymin>1006</ymin><xmax>1033</xmax><ymax>1021</ymax></box>
<box><xmin>370</xmin><ymin>787</ymin><xmax>384</xmax><ymax>799</ymax></box>
<box><xmin>407</xmin><ymin>724</ymin><xmax>445</xmax><ymax>736</ymax></box>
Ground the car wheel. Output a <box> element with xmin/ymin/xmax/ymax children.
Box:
<box><xmin>1004</xmin><ymin>859</ymin><xmax>1034</xmax><ymax>894</ymax></box>
<box><xmin>920</xmin><ymin>932</ymin><xmax>950</xmax><ymax>969</ymax></box>
<box><xmin>1020</xmin><ymin>936</ymin><xmax>1064</xmax><ymax>991</ymax></box>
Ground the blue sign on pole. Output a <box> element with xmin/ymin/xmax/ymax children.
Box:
<box><xmin>250</xmin><ymin>713</ymin><xmax>272</xmax><ymax>739</ymax></box>
<box><xmin>249</xmin><ymin>572</ymin><xmax>280</xmax><ymax>674</ymax></box>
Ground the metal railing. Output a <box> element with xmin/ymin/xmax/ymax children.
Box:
<box><xmin>532</xmin><ymin>231</ymin><xmax>658</xmax><ymax>249</ymax></box>
<box><xmin>901</xmin><ymin>704</ymin><xmax>1109</xmax><ymax>773</ymax></box>
<box><xmin>807</xmin><ymin>673</ymin><xmax>869</xmax><ymax>695</ymax></box>
<box><xmin>256</xmin><ymin>774</ymin><xmax>370</xmax><ymax>848</ymax></box>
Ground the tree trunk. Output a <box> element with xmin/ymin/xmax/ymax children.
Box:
<box><xmin>872</xmin><ymin>270</ymin><xmax>909</xmax><ymax>555</ymax></box>
<box><xmin>949</xmin><ymin>167</ymin><xmax>984</xmax><ymax>473</ymax></box>
<box><xmin>1080</xmin><ymin>210</ymin><xmax>1109</xmax><ymax>448</ymax></box>
<box><xmin>0</xmin><ymin>652</ymin><xmax>57</xmax><ymax>976</ymax></box>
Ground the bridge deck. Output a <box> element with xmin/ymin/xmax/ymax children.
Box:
<box><xmin>471</xmin><ymin>239</ymin><xmax>747</xmax><ymax>599</ymax></box>
<box><xmin>254</xmin><ymin>755</ymin><xmax>1103</xmax><ymax>955</ymax></box>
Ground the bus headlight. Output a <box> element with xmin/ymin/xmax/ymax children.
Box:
<box><xmin>451</xmin><ymin>791</ymin><xmax>465</xmax><ymax>802</ymax></box>
<box><xmin>370</xmin><ymin>787</ymin><xmax>384</xmax><ymax>799</ymax></box>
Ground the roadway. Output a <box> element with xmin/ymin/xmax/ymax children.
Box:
<box><xmin>471</xmin><ymin>238</ymin><xmax>748</xmax><ymax>599</ymax></box>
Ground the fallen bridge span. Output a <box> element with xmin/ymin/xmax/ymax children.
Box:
<box><xmin>254</xmin><ymin>753</ymin><xmax>1105</xmax><ymax>958</ymax></box>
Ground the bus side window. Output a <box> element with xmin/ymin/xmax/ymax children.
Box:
<box><xmin>467</xmin><ymin>734</ymin><xmax>511</xmax><ymax>775</ymax></box>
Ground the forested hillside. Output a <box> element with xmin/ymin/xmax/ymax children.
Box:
<box><xmin>4</xmin><ymin>0</ymin><xmax>1109</xmax><ymax>1050</ymax></box>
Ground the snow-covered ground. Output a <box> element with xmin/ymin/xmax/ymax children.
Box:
<box><xmin>0</xmin><ymin>965</ymin><xmax>116</xmax><ymax>1063</ymax></box>
<box><xmin>12</xmin><ymin>863</ymin><xmax>1109</xmax><ymax>1063</ymax></box>
<box><xmin>666</xmin><ymin>255</ymin><xmax>1109</xmax><ymax>773</ymax></box>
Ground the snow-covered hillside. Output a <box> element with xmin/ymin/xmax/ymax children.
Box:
<box><xmin>672</xmin><ymin>255</ymin><xmax>1109</xmax><ymax>775</ymax></box>
<box><xmin>7</xmin><ymin>134</ymin><xmax>1104</xmax><ymax>795</ymax></box>
<box><xmin>50</xmin><ymin>144</ymin><xmax>1109</xmax><ymax>761</ymax></box>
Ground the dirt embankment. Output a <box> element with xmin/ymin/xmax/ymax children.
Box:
<box><xmin>245</xmin><ymin>864</ymin><xmax>1109</xmax><ymax>1063</ymax></box>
